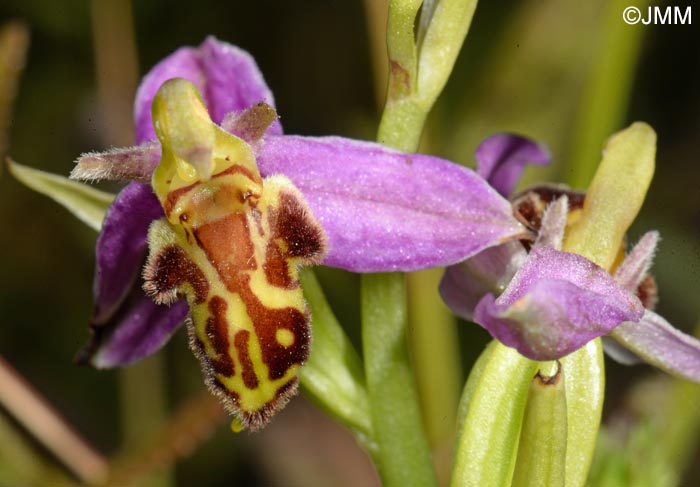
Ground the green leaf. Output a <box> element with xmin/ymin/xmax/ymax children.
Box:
<box><xmin>451</xmin><ymin>341</ymin><xmax>537</xmax><ymax>487</ymax></box>
<box><xmin>298</xmin><ymin>269</ymin><xmax>375</xmax><ymax>452</ymax></box>
<box><xmin>362</xmin><ymin>272</ymin><xmax>438</xmax><ymax>487</ymax></box>
<box><xmin>6</xmin><ymin>159</ymin><xmax>114</xmax><ymax>231</ymax></box>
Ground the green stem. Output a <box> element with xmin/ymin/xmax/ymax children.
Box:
<box><xmin>377</xmin><ymin>98</ymin><xmax>428</xmax><ymax>149</ymax></box>
<box><xmin>565</xmin><ymin>0</ymin><xmax>650</xmax><ymax>188</ymax></box>
<box><xmin>362</xmin><ymin>3</ymin><xmax>437</xmax><ymax>482</ymax></box>
<box><xmin>362</xmin><ymin>273</ymin><xmax>437</xmax><ymax>487</ymax></box>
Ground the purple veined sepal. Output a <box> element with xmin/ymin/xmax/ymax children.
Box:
<box><xmin>475</xmin><ymin>133</ymin><xmax>551</xmax><ymax>197</ymax></box>
<box><xmin>78</xmin><ymin>182</ymin><xmax>190</xmax><ymax>367</ymax></box>
<box><xmin>78</xmin><ymin>281</ymin><xmax>189</xmax><ymax>368</ymax></box>
<box><xmin>609</xmin><ymin>310</ymin><xmax>700</xmax><ymax>382</ymax></box>
<box><xmin>256</xmin><ymin>134</ymin><xmax>528</xmax><ymax>272</ymax></box>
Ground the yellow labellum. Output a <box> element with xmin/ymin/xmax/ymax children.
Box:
<box><xmin>143</xmin><ymin>79</ymin><xmax>326</xmax><ymax>430</ymax></box>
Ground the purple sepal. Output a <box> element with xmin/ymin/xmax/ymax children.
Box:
<box><xmin>602</xmin><ymin>336</ymin><xmax>642</xmax><ymax>365</ymax></box>
<box><xmin>475</xmin><ymin>134</ymin><xmax>551</xmax><ymax>197</ymax></box>
<box><xmin>91</xmin><ymin>183</ymin><xmax>162</xmax><ymax>325</ymax></box>
<box><xmin>257</xmin><ymin>135</ymin><xmax>527</xmax><ymax>272</ymax></box>
<box><xmin>80</xmin><ymin>182</ymin><xmax>189</xmax><ymax>366</ymax></box>
<box><xmin>79</xmin><ymin>284</ymin><xmax>188</xmax><ymax>368</ymax></box>
<box><xmin>610</xmin><ymin>311</ymin><xmax>700</xmax><ymax>382</ymax></box>
<box><xmin>134</xmin><ymin>36</ymin><xmax>281</xmax><ymax>144</ymax></box>
<box><xmin>473</xmin><ymin>245</ymin><xmax>644</xmax><ymax>360</ymax></box>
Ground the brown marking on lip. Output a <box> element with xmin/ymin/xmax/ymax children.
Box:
<box><xmin>186</xmin><ymin>182</ymin><xmax>328</xmax><ymax>428</ymax></box>
<box><xmin>212</xmin><ymin>163</ymin><xmax>261</xmax><ymax>185</ymax></box>
<box><xmin>194</xmin><ymin>213</ymin><xmax>256</xmax><ymax>278</ymax></box>
<box><xmin>241</xmin><ymin>276</ymin><xmax>310</xmax><ymax>381</ymax></box>
<box><xmin>263</xmin><ymin>238</ymin><xmax>292</xmax><ymax>288</ymax></box>
<box><xmin>206</xmin><ymin>296</ymin><xmax>235</xmax><ymax>377</ymax></box>
<box><xmin>272</xmin><ymin>190</ymin><xmax>327</xmax><ymax>263</ymax></box>
<box><xmin>143</xmin><ymin>245</ymin><xmax>209</xmax><ymax>304</ymax></box>
<box><xmin>196</xmin><ymin>208</ymin><xmax>312</xmax><ymax>381</ymax></box>
<box><xmin>164</xmin><ymin>165</ymin><xmax>260</xmax><ymax>217</ymax></box>
<box><xmin>210</xmin><ymin>377</ymin><xmax>241</xmax><ymax>409</ymax></box>
<box><xmin>164</xmin><ymin>181</ymin><xmax>198</xmax><ymax>217</ymax></box>
<box><xmin>234</xmin><ymin>330</ymin><xmax>259</xmax><ymax>389</ymax></box>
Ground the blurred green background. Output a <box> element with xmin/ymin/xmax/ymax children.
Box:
<box><xmin>0</xmin><ymin>0</ymin><xmax>698</xmax><ymax>486</ymax></box>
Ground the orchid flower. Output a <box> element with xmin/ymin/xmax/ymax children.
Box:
<box><xmin>67</xmin><ymin>37</ymin><xmax>528</xmax><ymax>428</ymax></box>
<box><xmin>440</xmin><ymin>129</ymin><xmax>700</xmax><ymax>382</ymax></box>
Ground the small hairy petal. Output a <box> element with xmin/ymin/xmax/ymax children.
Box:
<box><xmin>221</xmin><ymin>103</ymin><xmax>279</xmax><ymax>146</ymax></box>
<box><xmin>473</xmin><ymin>246</ymin><xmax>644</xmax><ymax>360</ymax></box>
<box><xmin>134</xmin><ymin>37</ymin><xmax>280</xmax><ymax>144</ymax></box>
<box><xmin>611</xmin><ymin>311</ymin><xmax>700</xmax><ymax>382</ymax></box>
<box><xmin>534</xmin><ymin>196</ymin><xmax>568</xmax><ymax>251</ymax></box>
<box><xmin>475</xmin><ymin>134</ymin><xmax>551</xmax><ymax>197</ymax></box>
<box><xmin>257</xmin><ymin>135</ymin><xmax>527</xmax><ymax>272</ymax></box>
<box><xmin>71</xmin><ymin>142</ymin><xmax>160</xmax><ymax>183</ymax></box>
<box><xmin>613</xmin><ymin>231</ymin><xmax>659</xmax><ymax>292</ymax></box>
<box><xmin>439</xmin><ymin>241</ymin><xmax>527</xmax><ymax>321</ymax></box>
<box><xmin>79</xmin><ymin>283</ymin><xmax>188</xmax><ymax>368</ymax></box>
<box><xmin>92</xmin><ymin>183</ymin><xmax>162</xmax><ymax>324</ymax></box>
